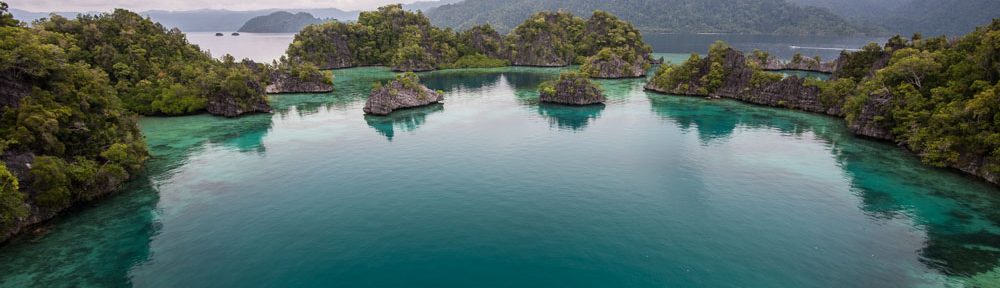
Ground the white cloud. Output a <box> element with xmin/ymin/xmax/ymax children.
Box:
<box><xmin>7</xmin><ymin>0</ymin><xmax>425</xmax><ymax>12</ymax></box>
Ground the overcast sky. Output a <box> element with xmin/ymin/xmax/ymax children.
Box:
<box><xmin>7</xmin><ymin>0</ymin><xmax>427</xmax><ymax>12</ymax></box>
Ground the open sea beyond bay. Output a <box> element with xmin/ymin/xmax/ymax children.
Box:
<box><xmin>0</xmin><ymin>34</ymin><xmax>998</xmax><ymax>287</ymax></box>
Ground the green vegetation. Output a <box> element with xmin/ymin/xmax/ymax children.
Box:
<box><xmin>0</xmin><ymin>164</ymin><xmax>25</xmax><ymax>227</ymax></box>
<box><xmin>580</xmin><ymin>47</ymin><xmax>649</xmax><ymax>77</ymax></box>
<box><xmin>33</xmin><ymin>9</ymin><xmax>268</xmax><ymax>116</ymax></box>
<box><xmin>374</xmin><ymin>72</ymin><xmax>436</xmax><ymax>100</ymax></box>
<box><xmin>649</xmin><ymin>54</ymin><xmax>704</xmax><ymax>93</ymax></box>
<box><xmin>426</xmin><ymin>0</ymin><xmax>880</xmax><ymax>36</ymax></box>
<box><xmin>287</xmin><ymin>6</ymin><xmax>651</xmax><ymax>72</ymax></box>
<box><xmin>440</xmin><ymin>54</ymin><xmax>509</xmax><ymax>69</ymax></box>
<box><xmin>576</xmin><ymin>10</ymin><xmax>651</xmax><ymax>58</ymax></box>
<box><xmin>835</xmin><ymin>22</ymin><xmax>1000</xmax><ymax>171</ymax></box>
<box><xmin>238</xmin><ymin>11</ymin><xmax>324</xmax><ymax>33</ymax></box>
<box><xmin>649</xmin><ymin>41</ymin><xmax>763</xmax><ymax>94</ymax></box>
<box><xmin>273</xmin><ymin>56</ymin><xmax>333</xmax><ymax>85</ymax></box>
<box><xmin>538</xmin><ymin>71</ymin><xmax>600</xmax><ymax>97</ymax></box>
<box><xmin>1</xmin><ymin>2</ymin><xmax>148</xmax><ymax>228</ymax></box>
<box><xmin>651</xmin><ymin>20</ymin><xmax>1000</xmax><ymax>181</ymax></box>
<box><xmin>287</xmin><ymin>5</ymin><xmax>466</xmax><ymax>70</ymax></box>
<box><xmin>505</xmin><ymin>11</ymin><xmax>585</xmax><ymax>65</ymax></box>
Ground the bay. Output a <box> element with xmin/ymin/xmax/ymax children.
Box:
<box><xmin>1</xmin><ymin>32</ymin><xmax>998</xmax><ymax>287</ymax></box>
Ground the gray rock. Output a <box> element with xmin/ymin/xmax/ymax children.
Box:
<box><xmin>0</xmin><ymin>71</ymin><xmax>31</xmax><ymax>108</ymax></box>
<box><xmin>540</xmin><ymin>74</ymin><xmax>605</xmax><ymax>105</ymax></box>
<box><xmin>364</xmin><ymin>74</ymin><xmax>443</xmax><ymax>115</ymax></box>
<box><xmin>645</xmin><ymin>48</ymin><xmax>838</xmax><ymax>115</ymax></box>
<box><xmin>206</xmin><ymin>77</ymin><xmax>272</xmax><ymax>117</ymax></box>
<box><xmin>848</xmin><ymin>91</ymin><xmax>894</xmax><ymax>140</ymax></box>
<box><xmin>585</xmin><ymin>53</ymin><xmax>648</xmax><ymax>79</ymax></box>
<box><xmin>266</xmin><ymin>70</ymin><xmax>334</xmax><ymax>94</ymax></box>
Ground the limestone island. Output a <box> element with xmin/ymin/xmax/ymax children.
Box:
<box><xmin>284</xmin><ymin>6</ymin><xmax>651</xmax><ymax>79</ymax></box>
<box><xmin>644</xmin><ymin>34</ymin><xmax>1000</xmax><ymax>185</ymax></box>
<box><xmin>364</xmin><ymin>72</ymin><xmax>443</xmax><ymax>115</ymax></box>
<box><xmin>538</xmin><ymin>72</ymin><xmax>605</xmax><ymax>105</ymax></box>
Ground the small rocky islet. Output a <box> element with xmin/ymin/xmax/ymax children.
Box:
<box><xmin>363</xmin><ymin>72</ymin><xmax>443</xmax><ymax>116</ymax></box>
<box><xmin>538</xmin><ymin>72</ymin><xmax>605</xmax><ymax>105</ymax></box>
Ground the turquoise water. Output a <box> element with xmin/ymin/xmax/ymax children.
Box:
<box><xmin>2</xmin><ymin>62</ymin><xmax>1000</xmax><ymax>287</ymax></box>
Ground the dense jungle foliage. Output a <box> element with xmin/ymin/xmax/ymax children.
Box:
<box><xmin>286</xmin><ymin>5</ymin><xmax>476</xmax><ymax>70</ymax></box>
<box><xmin>650</xmin><ymin>20</ymin><xmax>1000</xmax><ymax>177</ymax></box>
<box><xmin>648</xmin><ymin>41</ymin><xmax>744</xmax><ymax>95</ymax></box>
<box><xmin>32</xmin><ymin>9</ymin><xmax>269</xmax><ymax>116</ymax></box>
<box><xmin>286</xmin><ymin>5</ymin><xmax>650</xmax><ymax>72</ymax></box>
<box><xmin>835</xmin><ymin>21</ymin><xmax>1000</xmax><ymax>173</ymax></box>
<box><xmin>0</xmin><ymin>2</ymin><xmax>148</xmax><ymax>228</ymax></box>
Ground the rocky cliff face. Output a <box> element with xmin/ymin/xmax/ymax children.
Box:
<box><xmin>506</xmin><ymin>13</ymin><xmax>580</xmax><ymax>67</ymax></box>
<box><xmin>645</xmin><ymin>48</ymin><xmax>840</xmax><ymax>115</ymax></box>
<box><xmin>265</xmin><ymin>71</ymin><xmax>334</xmax><ymax>94</ymax></box>
<box><xmin>364</xmin><ymin>74</ymin><xmax>443</xmax><ymax>115</ymax></box>
<box><xmin>0</xmin><ymin>151</ymin><xmax>125</xmax><ymax>243</ymax></box>
<box><xmin>0</xmin><ymin>71</ymin><xmax>31</xmax><ymax>108</ymax></box>
<box><xmin>391</xmin><ymin>58</ymin><xmax>437</xmax><ymax>72</ymax></box>
<box><xmin>539</xmin><ymin>74</ymin><xmax>605</xmax><ymax>105</ymax></box>
<box><xmin>583</xmin><ymin>52</ymin><xmax>648</xmax><ymax>79</ymax></box>
<box><xmin>508</xmin><ymin>31</ymin><xmax>572</xmax><ymax>67</ymax></box>
<box><xmin>848</xmin><ymin>91</ymin><xmax>895</xmax><ymax>140</ymax></box>
<box><xmin>754</xmin><ymin>55</ymin><xmax>838</xmax><ymax>73</ymax></box>
<box><xmin>646</xmin><ymin>45</ymin><xmax>1000</xmax><ymax>186</ymax></box>
<box><xmin>320</xmin><ymin>32</ymin><xmax>357</xmax><ymax>69</ymax></box>
<box><xmin>206</xmin><ymin>79</ymin><xmax>272</xmax><ymax>117</ymax></box>
<box><xmin>463</xmin><ymin>25</ymin><xmax>508</xmax><ymax>60</ymax></box>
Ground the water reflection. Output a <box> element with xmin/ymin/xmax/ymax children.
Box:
<box><xmin>419</xmin><ymin>70</ymin><xmax>504</xmax><ymax>92</ymax></box>
<box><xmin>141</xmin><ymin>113</ymin><xmax>275</xmax><ymax>164</ymax></box>
<box><xmin>537</xmin><ymin>103</ymin><xmax>606</xmax><ymax>131</ymax></box>
<box><xmin>647</xmin><ymin>91</ymin><xmax>1000</xmax><ymax>279</ymax></box>
<box><xmin>0</xmin><ymin>178</ymin><xmax>158</xmax><ymax>287</ymax></box>
<box><xmin>364</xmin><ymin>103</ymin><xmax>444</xmax><ymax>141</ymax></box>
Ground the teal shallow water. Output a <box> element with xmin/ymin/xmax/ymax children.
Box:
<box><xmin>2</xmin><ymin>63</ymin><xmax>1000</xmax><ymax>287</ymax></box>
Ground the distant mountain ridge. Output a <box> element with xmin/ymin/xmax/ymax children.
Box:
<box><xmin>426</xmin><ymin>0</ymin><xmax>882</xmax><ymax>36</ymax></box>
<box><xmin>238</xmin><ymin>11</ymin><xmax>324</xmax><ymax>33</ymax></box>
<box><xmin>9</xmin><ymin>0</ymin><xmax>458</xmax><ymax>32</ymax></box>
<box><xmin>787</xmin><ymin>0</ymin><xmax>1000</xmax><ymax>36</ymax></box>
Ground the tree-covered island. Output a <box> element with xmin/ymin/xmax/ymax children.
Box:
<box><xmin>285</xmin><ymin>4</ymin><xmax>652</xmax><ymax>78</ymax></box>
<box><xmin>0</xmin><ymin>3</ymin><xmax>331</xmax><ymax>242</ymax></box>
<box><xmin>645</xmin><ymin>20</ymin><xmax>1000</xmax><ymax>185</ymax></box>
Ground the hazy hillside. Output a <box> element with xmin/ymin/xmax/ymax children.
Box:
<box><xmin>238</xmin><ymin>11</ymin><xmax>324</xmax><ymax>33</ymax></box>
<box><xmin>8</xmin><ymin>0</ymin><xmax>461</xmax><ymax>32</ymax></box>
<box><xmin>403</xmin><ymin>0</ymin><xmax>465</xmax><ymax>12</ymax></box>
<box><xmin>786</xmin><ymin>0</ymin><xmax>908</xmax><ymax>21</ymax></box>
<box><xmin>788</xmin><ymin>0</ymin><xmax>1000</xmax><ymax>36</ymax></box>
<box><xmin>882</xmin><ymin>0</ymin><xmax>1000</xmax><ymax>36</ymax></box>
<box><xmin>426</xmin><ymin>0</ymin><xmax>881</xmax><ymax>36</ymax></box>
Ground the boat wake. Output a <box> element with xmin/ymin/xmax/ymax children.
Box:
<box><xmin>789</xmin><ymin>45</ymin><xmax>860</xmax><ymax>51</ymax></box>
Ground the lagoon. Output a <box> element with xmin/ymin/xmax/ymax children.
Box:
<box><xmin>1</xmin><ymin>64</ymin><xmax>999</xmax><ymax>287</ymax></box>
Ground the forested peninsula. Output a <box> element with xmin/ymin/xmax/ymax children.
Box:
<box><xmin>0</xmin><ymin>3</ymin><xmax>331</xmax><ymax>242</ymax></box>
<box><xmin>645</xmin><ymin>20</ymin><xmax>1000</xmax><ymax>185</ymax></box>
<box><xmin>285</xmin><ymin>4</ymin><xmax>652</xmax><ymax>77</ymax></box>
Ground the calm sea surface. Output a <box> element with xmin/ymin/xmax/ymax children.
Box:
<box><xmin>185</xmin><ymin>32</ymin><xmax>883</xmax><ymax>63</ymax></box>
<box><xmin>1</xmin><ymin>34</ymin><xmax>998</xmax><ymax>287</ymax></box>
